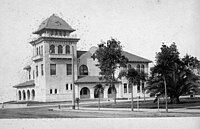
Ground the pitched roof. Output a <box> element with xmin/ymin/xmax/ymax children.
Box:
<box><xmin>13</xmin><ymin>80</ymin><xmax>35</xmax><ymax>88</ymax></box>
<box><xmin>33</xmin><ymin>14</ymin><xmax>75</xmax><ymax>34</ymax></box>
<box><xmin>122</xmin><ymin>51</ymin><xmax>152</xmax><ymax>63</ymax></box>
<box><xmin>76</xmin><ymin>76</ymin><xmax>121</xmax><ymax>84</ymax></box>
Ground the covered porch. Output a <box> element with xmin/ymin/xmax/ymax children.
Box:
<box><xmin>13</xmin><ymin>80</ymin><xmax>36</xmax><ymax>101</ymax></box>
<box><xmin>75</xmin><ymin>76</ymin><xmax>122</xmax><ymax>99</ymax></box>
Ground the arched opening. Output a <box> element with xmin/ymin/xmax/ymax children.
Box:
<box><xmin>107</xmin><ymin>86</ymin><xmax>116</xmax><ymax>98</ymax></box>
<box><xmin>128</xmin><ymin>64</ymin><xmax>132</xmax><ymax>69</ymax></box>
<box><xmin>80</xmin><ymin>87</ymin><xmax>90</xmax><ymax>99</ymax></box>
<box><xmin>137</xmin><ymin>64</ymin><xmax>140</xmax><ymax>72</ymax></box>
<box><xmin>50</xmin><ymin>45</ymin><xmax>55</xmax><ymax>54</ymax></box>
<box><xmin>22</xmin><ymin>90</ymin><xmax>26</xmax><ymax>100</ymax></box>
<box><xmin>18</xmin><ymin>91</ymin><xmax>21</xmax><ymax>100</ymax></box>
<box><xmin>27</xmin><ymin>90</ymin><xmax>30</xmax><ymax>100</ymax></box>
<box><xmin>94</xmin><ymin>84</ymin><xmax>104</xmax><ymax>98</ymax></box>
<box><xmin>31</xmin><ymin>89</ymin><xmax>35</xmax><ymax>100</ymax></box>
<box><xmin>79</xmin><ymin>65</ymin><xmax>88</xmax><ymax>75</ymax></box>
<box><xmin>141</xmin><ymin>64</ymin><xmax>145</xmax><ymax>72</ymax></box>
<box><xmin>65</xmin><ymin>45</ymin><xmax>70</xmax><ymax>54</ymax></box>
<box><xmin>58</xmin><ymin>45</ymin><xmax>63</xmax><ymax>54</ymax></box>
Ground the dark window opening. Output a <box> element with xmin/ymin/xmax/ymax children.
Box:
<box><xmin>50</xmin><ymin>64</ymin><xmax>56</xmax><ymax>75</ymax></box>
<box><xmin>79</xmin><ymin>65</ymin><xmax>88</xmax><ymax>75</ymax></box>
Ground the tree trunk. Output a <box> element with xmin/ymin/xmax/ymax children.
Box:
<box><xmin>163</xmin><ymin>76</ymin><xmax>168</xmax><ymax>112</ymax></box>
<box><xmin>143</xmin><ymin>92</ymin><xmax>146</xmax><ymax>102</ymax></box>
<box><xmin>131</xmin><ymin>85</ymin><xmax>134</xmax><ymax>111</ymax></box>
<box><xmin>98</xmin><ymin>94</ymin><xmax>100</xmax><ymax>110</ymax></box>
<box><xmin>114</xmin><ymin>91</ymin><xmax>116</xmax><ymax>104</ymax></box>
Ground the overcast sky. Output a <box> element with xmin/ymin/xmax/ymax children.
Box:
<box><xmin>0</xmin><ymin>0</ymin><xmax>200</xmax><ymax>102</ymax></box>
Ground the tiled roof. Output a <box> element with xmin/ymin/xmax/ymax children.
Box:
<box><xmin>77</xmin><ymin>50</ymin><xmax>87</xmax><ymax>58</ymax></box>
<box><xmin>76</xmin><ymin>76</ymin><xmax>121</xmax><ymax>84</ymax></box>
<box><xmin>122</xmin><ymin>51</ymin><xmax>152</xmax><ymax>63</ymax></box>
<box><xmin>13</xmin><ymin>80</ymin><xmax>35</xmax><ymax>88</ymax></box>
<box><xmin>23</xmin><ymin>65</ymin><xmax>31</xmax><ymax>70</ymax></box>
<box><xmin>33</xmin><ymin>14</ymin><xmax>75</xmax><ymax>34</ymax></box>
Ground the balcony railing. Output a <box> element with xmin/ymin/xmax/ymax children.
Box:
<box><xmin>49</xmin><ymin>53</ymin><xmax>72</xmax><ymax>59</ymax></box>
<box><xmin>32</xmin><ymin>54</ymin><xmax>43</xmax><ymax>61</ymax></box>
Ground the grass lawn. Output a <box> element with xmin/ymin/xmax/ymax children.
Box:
<box><xmin>82</xmin><ymin>97</ymin><xmax>200</xmax><ymax>109</ymax></box>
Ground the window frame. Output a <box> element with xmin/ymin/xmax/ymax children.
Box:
<box><xmin>50</xmin><ymin>45</ymin><xmax>55</xmax><ymax>54</ymax></box>
<box><xmin>66</xmin><ymin>64</ymin><xmax>72</xmax><ymax>75</ymax></box>
<box><xmin>58</xmin><ymin>45</ymin><xmax>63</xmax><ymax>54</ymax></box>
<box><xmin>50</xmin><ymin>64</ymin><xmax>56</xmax><ymax>75</ymax></box>
<box><xmin>79</xmin><ymin>65</ymin><xmax>88</xmax><ymax>75</ymax></box>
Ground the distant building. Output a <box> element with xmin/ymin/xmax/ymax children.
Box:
<box><xmin>13</xmin><ymin>14</ymin><xmax>152</xmax><ymax>102</ymax></box>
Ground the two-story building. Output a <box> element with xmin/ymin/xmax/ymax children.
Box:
<box><xmin>13</xmin><ymin>14</ymin><xmax>152</xmax><ymax>102</ymax></box>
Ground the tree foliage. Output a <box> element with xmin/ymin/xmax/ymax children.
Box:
<box><xmin>95</xmin><ymin>38</ymin><xmax>128</xmax><ymax>103</ymax></box>
<box><xmin>146</xmin><ymin>43</ymin><xmax>200</xmax><ymax>104</ymax></box>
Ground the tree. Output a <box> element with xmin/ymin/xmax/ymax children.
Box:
<box><xmin>94</xmin><ymin>84</ymin><xmax>104</xmax><ymax>110</ymax></box>
<box><xmin>146</xmin><ymin>43</ymin><xmax>200</xmax><ymax>106</ymax></box>
<box><xmin>95</xmin><ymin>38</ymin><xmax>128</xmax><ymax>104</ymax></box>
<box><xmin>118</xmin><ymin>68</ymin><xmax>147</xmax><ymax>111</ymax></box>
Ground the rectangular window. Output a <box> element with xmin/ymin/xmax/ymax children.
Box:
<box><xmin>70</xmin><ymin>84</ymin><xmax>72</xmax><ymax>90</ymax></box>
<box><xmin>55</xmin><ymin>89</ymin><xmax>57</xmax><ymax>94</ymax></box>
<box><xmin>124</xmin><ymin>83</ymin><xmax>127</xmax><ymax>93</ymax></box>
<box><xmin>66</xmin><ymin>84</ymin><xmax>68</xmax><ymax>90</ymax></box>
<box><xmin>50</xmin><ymin>64</ymin><xmax>56</xmax><ymax>75</ymax></box>
<box><xmin>142</xmin><ymin>82</ymin><xmax>145</xmax><ymax>92</ymax></box>
<box><xmin>66</xmin><ymin>64</ymin><xmax>72</xmax><ymax>75</ymax></box>
<box><xmin>41</xmin><ymin>45</ymin><xmax>43</xmax><ymax>55</ymax></box>
<box><xmin>41</xmin><ymin>64</ymin><xmax>44</xmax><ymax>76</ymax></box>
<box><xmin>50</xmin><ymin>89</ymin><xmax>52</xmax><ymax>94</ymax></box>
<box><xmin>137</xmin><ymin>83</ymin><xmax>140</xmax><ymax>93</ymax></box>
<box><xmin>128</xmin><ymin>84</ymin><xmax>132</xmax><ymax>93</ymax></box>
<box><xmin>33</xmin><ymin>70</ymin><xmax>35</xmax><ymax>79</ymax></box>
<box><xmin>36</xmin><ymin>66</ymin><xmax>38</xmax><ymax>77</ymax></box>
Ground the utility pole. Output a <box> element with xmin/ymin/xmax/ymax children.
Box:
<box><xmin>72</xmin><ymin>46</ymin><xmax>75</xmax><ymax>109</ymax></box>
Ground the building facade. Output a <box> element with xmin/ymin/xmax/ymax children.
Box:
<box><xmin>13</xmin><ymin>14</ymin><xmax>152</xmax><ymax>102</ymax></box>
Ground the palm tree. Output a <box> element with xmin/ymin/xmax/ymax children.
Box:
<box><xmin>118</xmin><ymin>68</ymin><xmax>146</xmax><ymax>111</ymax></box>
<box><xmin>94</xmin><ymin>84</ymin><xmax>104</xmax><ymax>110</ymax></box>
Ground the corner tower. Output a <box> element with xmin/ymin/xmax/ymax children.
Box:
<box><xmin>30</xmin><ymin>14</ymin><xmax>79</xmax><ymax>101</ymax></box>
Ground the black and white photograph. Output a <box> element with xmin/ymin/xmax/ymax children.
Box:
<box><xmin>0</xmin><ymin>0</ymin><xmax>200</xmax><ymax>129</ymax></box>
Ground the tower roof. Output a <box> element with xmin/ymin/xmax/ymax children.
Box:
<box><xmin>33</xmin><ymin>14</ymin><xmax>75</xmax><ymax>34</ymax></box>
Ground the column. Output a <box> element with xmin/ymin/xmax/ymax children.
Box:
<box><xmin>90</xmin><ymin>88</ymin><xmax>94</xmax><ymax>99</ymax></box>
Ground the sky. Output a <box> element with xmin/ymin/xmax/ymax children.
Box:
<box><xmin>0</xmin><ymin>0</ymin><xmax>200</xmax><ymax>102</ymax></box>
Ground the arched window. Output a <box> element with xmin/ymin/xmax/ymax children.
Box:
<box><xmin>27</xmin><ymin>90</ymin><xmax>30</xmax><ymax>100</ymax></box>
<box><xmin>141</xmin><ymin>64</ymin><xmax>145</xmax><ymax>72</ymax></box>
<box><xmin>18</xmin><ymin>91</ymin><xmax>21</xmax><ymax>100</ymax></box>
<box><xmin>58</xmin><ymin>45</ymin><xmax>63</xmax><ymax>54</ymax></box>
<box><xmin>65</xmin><ymin>45</ymin><xmax>70</xmax><ymax>54</ymax></box>
<box><xmin>22</xmin><ymin>90</ymin><xmax>26</xmax><ymax>100</ymax></box>
<box><xmin>137</xmin><ymin>64</ymin><xmax>140</xmax><ymax>72</ymax></box>
<box><xmin>36</xmin><ymin>47</ymin><xmax>39</xmax><ymax>55</ymax></box>
<box><xmin>128</xmin><ymin>64</ymin><xmax>132</xmax><ymax>69</ymax></box>
<box><xmin>50</xmin><ymin>45</ymin><xmax>55</xmax><ymax>54</ymax></box>
<box><xmin>32</xmin><ymin>89</ymin><xmax>35</xmax><ymax>100</ymax></box>
<box><xmin>79</xmin><ymin>65</ymin><xmax>88</xmax><ymax>75</ymax></box>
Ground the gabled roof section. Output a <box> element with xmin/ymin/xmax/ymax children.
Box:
<box><xmin>13</xmin><ymin>80</ymin><xmax>35</xmax><ymax>88</ymax></box>
<box><xmin>122</xmin><ymin>51</ymin><xmax>152</xmax><ymax>63</ymax></box>
<box><xmin>77</xmin><ymin>50</ymin><xmax>87</xmax><ymax>58</ymax></box>
<box><xmin>33</xmin><ymin>14</ymin><xmax>75</xmax><ymax>34</ymax></box>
